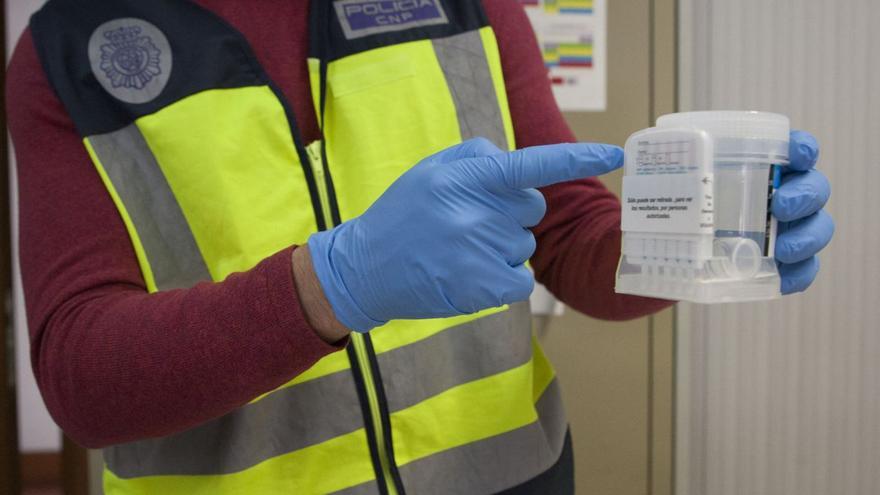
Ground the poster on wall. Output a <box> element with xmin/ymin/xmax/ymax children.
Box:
<box><xmin>518</xmin><ymin>0</ymin><xmax>607</xmax><ymax>111</ymax></box>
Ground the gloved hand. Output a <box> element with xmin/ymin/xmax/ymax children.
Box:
<box><xmin>308</xmin><ymin>138</ymin><xmax>624</xmax><ymax>332</ymax></box>
<box><xmin>772</xmin><ymin>130</ymin><xmax>834</xmax><ymax>294</ymax></box>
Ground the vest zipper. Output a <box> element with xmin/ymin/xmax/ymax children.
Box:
<box><xmin>149</xmin><ymin>2</ymin><xmax>399</xmax><ymax>487</ymax></box>
<box><xmin>305</xmin><ymin>141</ymin><xmax>334</xmax><ymax>225</ymax></box>
<box><xmin>351</xmin><ymin>335</ymin><xmax>399</xmax><ymax>495</ymax></box>
<box><xmin>305</xmin><ymin>140</ymin><xmax>402</xmax><ymax>495</ymax></box>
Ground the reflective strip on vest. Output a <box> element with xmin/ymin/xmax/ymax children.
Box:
<box><xmin>337</xmin><ymin>379</ymin><xmax>567</xmax><ymax>495</ymax></box>
<box><xmin>99</xmin><ymin>302</ymin><xmax>560</xmax><ymax>495</ymax></box>
<box><xmin>85</xmin><ymin>124</ymin><xmax>211</xmax><ymax>291</ymax></box>
<box><xmin>31</xmin><ymin>0</ymin><xmax>568</xmax><ymax>493</ymax></box>
<box><xmin>103</xmin><ymin>303</ymin><xmax>531</xmax><ymax>478</ymax></box>
<box><xmin>432</xmin><ymin>30</ymin><xmax>510</xmax><ymax>148</ymax></box>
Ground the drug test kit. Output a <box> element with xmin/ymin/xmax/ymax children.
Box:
<box><xmin>615</xmin><ymin>111</ymin><xmax>789</xmax><ymax>303</ymax></box>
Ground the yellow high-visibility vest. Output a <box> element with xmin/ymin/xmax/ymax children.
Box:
<box><xmin>32</xmin><ymin>1</ymin><xmax>570</xmax><ymax>493</ymax></box>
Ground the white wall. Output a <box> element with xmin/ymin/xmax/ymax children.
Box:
<box><xmin>677</xmin><ymin>0</ymin><xmax>880</xmax><ymax>494</ymax></box>
<box><xmin>6</xmin><ymin>0</ymin><xmax>59</xmax><ymax>453</ymax></box>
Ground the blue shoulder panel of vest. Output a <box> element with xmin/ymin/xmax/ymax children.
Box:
<box><xmin>30</xmin><ymin>0</ymin><xmax>269</xmax><ymax>136</ymax></box>
<box><xmin>309</xmin><ymin>0</ymin><xmax>490</xmax><ymax>62</ymax></box>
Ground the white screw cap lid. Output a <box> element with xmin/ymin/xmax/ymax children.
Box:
<box><xmin>656</xmin><ymin>111</ymin><xmax>790</xmax><ymax>142</ymax></box>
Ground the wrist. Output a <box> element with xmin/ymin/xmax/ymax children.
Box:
<box><xmin>291</xmin><ymin>245</ymin><xmax>351</xmax><ymax>343</ymax></box>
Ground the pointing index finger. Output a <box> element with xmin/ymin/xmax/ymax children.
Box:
<box><xmin>483</xmin><ymin>143</ymin><xmax>624</xmax><ymax>190</ymax></box>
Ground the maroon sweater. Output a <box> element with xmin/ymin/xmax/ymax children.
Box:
<box><xmin>7</xmin><ymin>0</ymin><xmax>670</xmax><ymax>448</ymax></box>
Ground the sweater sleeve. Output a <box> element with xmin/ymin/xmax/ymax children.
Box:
<box><xmin>7</xmin><ymin>29</ymin><xmax>344</xmax><ymax>449</ymax></box>
<box><xmin>484</xmin><ymin>0</ymin><xmax>673</xmax><ymax>320</ymax></box>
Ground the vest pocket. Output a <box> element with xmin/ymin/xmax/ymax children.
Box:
<box><xmin>329</xmin><ymin>52</ymin><xmax>416</xmax><ymax>99</ymax></box>
<box><xmin>322</xmin><ymin>40</ymin><xmax>462</xmax><ymax>221</ymax></box>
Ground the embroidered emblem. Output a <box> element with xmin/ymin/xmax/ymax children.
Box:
<box><xmin>99</xmin><ymin>26</ymin><xmax>162</xmax><ymax>90</ymax></box>
<box><xmin>334</xmin><ymin>0</ymin><xmax>449</xmax><ymax>40</ymax></box>
<box><xmin>88</xmin><ymin>18</ymin><xmax>172</xmax><ymax>104</ymax></box>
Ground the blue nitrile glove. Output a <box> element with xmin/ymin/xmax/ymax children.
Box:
<box><xmin>772</xmin><ymin>130</ymin><xmax>834</xmax><ymax>294</ymax></box>
<box><xmin>308</xmin><ymin>138</ymin><xmax>624</xmax><ymax>332</ymax></box>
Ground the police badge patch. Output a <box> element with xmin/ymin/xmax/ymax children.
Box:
<box><xmin>88</xmin><ymin>18</ymin><xmax>172</xmax><ymax>104</ymax></box>
<box><xmin>334</xmin><ymin>0</ymin><xmax>449</xmax><ymax>40</ymax></box>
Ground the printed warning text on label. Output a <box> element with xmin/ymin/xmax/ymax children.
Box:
<box><xmin>621</xmin><ymin>174</ymin><xmax>714</xmax><ymax>234</ymax></box>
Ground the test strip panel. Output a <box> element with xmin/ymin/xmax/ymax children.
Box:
<box><xmin>621</xmin><ymin>128</ymin><xmax>714</xmax><ymax>264</ymax></box>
